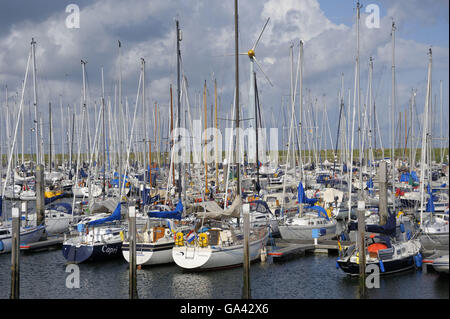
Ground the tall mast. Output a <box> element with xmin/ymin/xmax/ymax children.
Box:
<box><xmin>391</xmin><ymin>21</ymin><xmax>396</xmax><ymax>212</ymax></box>
<box><xmin>355</xmin><ymin>1</ymin><xmax>362</xmax><ymax>193</ymax></box>
<box><xmin>141</xmin><ymin>58</ymin><xmax>147</xmax><ymax>190</ymax></box>
<box><xmin>176</xmin><ymin>20</ymin><xmax>182</xmax><ymax>201</ymax></box>
<box><xmin>118</xmin><ymin>40</ymin><xmax>123</xmax><ymax>198</ymax></box>
<box><xmin>49</xmin><ymin>102</ymin><xmax>52</xmax><ymax>172</ymax></box>
<box><xmin>170</xmin><ymin>84</ymin><xmax>175</xmax><ymax>185</ymax></box>
<box><xmin>299</xmin><ymin>40</ymin><xmax>303</xmax><ymax>184</ymax></box>
<box><xmin>203</xmin><ymin>80</ymin><xmax>208</xmax><ymax>194</ymax></box>
<box><xmin>214</xmin><ymin>78</ymin><xmax>219</xmax><ymax>191</ymax></box>
<box><xmin>234</xmin><ymin>0</ymin><xmax>241</xmax><ymax>199</ymax></box>
<box><xmin>31</xmin><ymin>38</ymin><xmax>40</xmax><ymax>165</ymax></box>
<box><xmin>419</xmin><ymin>48</ymin><xmax>432</xmax><ymax>228</ymax></box>
<box><xmin>101</xmin><ymin>67</ymin><xmax>106</xmax><ymax>199</ymax></box>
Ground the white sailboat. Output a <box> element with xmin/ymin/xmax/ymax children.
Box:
<box><xmin>172</xmin><ymin>196</ymin><xmax>269</xmax><ymax>270</ymax></box>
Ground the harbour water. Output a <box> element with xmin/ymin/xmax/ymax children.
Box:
<box><xmin>0</xmin><ymin>246</ymin><xmax>447</xmax><ymax>299</ymax></box>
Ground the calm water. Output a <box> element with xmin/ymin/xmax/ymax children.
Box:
<box><xmin>1</xmin><ymin>199</ymin><xmax>448</xmax><ymax>299</ymax></box>
<box><xmin>0</xmin><ymin>247</ymin><xmax>448</xmax><ymax>299</ymax></box>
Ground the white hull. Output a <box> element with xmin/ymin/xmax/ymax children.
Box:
<box><xmin>122</xmin><ymin>242</ymin><xmax>174</xmax><ymax>265</ymax></box>
<box><xmin>432</xmin><ymin>255</ymin><xmax>449</xmax><ymax>273</ymax></box>
<box><xmin>279</xmin><ymin>223</ymin><xmax>337</xmax><ymax>240</ymax></box>
<box><xmin>172</xmin><ymin>230</ymin><xmax>268</xmax><ymax>270</ymax></box>
<box><xmin>0</xmin><ymin>225</ymin><xmax>46</xmax><ymax>253</ymax></box>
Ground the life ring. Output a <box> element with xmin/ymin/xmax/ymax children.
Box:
<box><xmin>198</xmin><ymin>233</ymin><xmax>208</xmax><ymax>247</ymax></box>
<box><xmin>175</xmin><ymin>232</ymin><xmax>184</xmax><ymax>246</ymax></box>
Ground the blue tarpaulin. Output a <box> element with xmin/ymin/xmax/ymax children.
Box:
<box><xmin>87</xmin><ymin>202</ymin><xmax>121</xmax><ymax>226</ymax></box>
<box><xmin>148</xmin><ymin>201</ymin><xmax>183</xmax><ymax>220</ymax></box>
<box><xmin>297</xmin><ymin>182</ymin><xmax>318</xmax><ymax>205</ymax></box>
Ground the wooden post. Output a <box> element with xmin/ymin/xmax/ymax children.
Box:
<box><xmin>242</xmin><ymin>203</ymin><xmax>251</xmax><ymax>299</ymax></box>
<box><xmin>10</xmin><ymin>207</ymin><xmax>20</xmax><ymax>299</ymax></box>
<box><xmin>378</xmin><ymin>161</ymin><xmax>388</xmax><ymax>225</ymax></box>
<box><xmin>128</xmin><ymin>205</ymin><xmax>138</xmax><ymax>299</ymax></box>
<box><xmin>35</xmin><ymin>164</ymin><xmax>45</xmax><ymax>228</ymax></box>
<box><xmin>357</xmin><ymin>200</ymin><xmax>366</xmax><ymax>298</ymax></box>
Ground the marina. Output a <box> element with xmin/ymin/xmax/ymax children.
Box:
<box><xmin>0</xmin><ymin>0</ymin><xmax>449</xmax><ymax>304</ymax></box>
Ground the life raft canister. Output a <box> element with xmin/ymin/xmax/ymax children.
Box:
<box><xmin>175</xmin><ymin>232</ymin><xmax>184</xmax><ymax>246</ymax></box>
<box><xmin>367</xmin><ymin>243</ymin><xmax>388</xmax><ymax>258</ymax></box>
<box><xmin>198</xmin><ymin>233</ymin><xmax>208</xmax><ymax>247</ymax></box>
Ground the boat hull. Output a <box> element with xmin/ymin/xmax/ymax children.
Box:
<box><xmin>432</xmin><ymin>255</ymin><xmax>449</xmax><ymax>274</ymax></box>
<box><xmin>172</xmin><ymin>233</ymin><xmax>268</xmax><ymax>271</ymax></box>
<box><xmin>62</xmin><ymin>241</ymin><xmax>122</xmax><ymax>263</ymax></box>
<box><xmin>122</xmin><ymin>242</ymin><xmax>174</xmax><ymax>265</ymax></box>
<box><xmin>337</xmin><ymin>256</ymin><xmax>416</xmax><ymax>276</ymax></box>
<box><xmin>0</xmin><ymin>225</ymin><xmax>46</xmax><ymax>254</ymax></box>
<box><xmin>279</xmin><ymin>223</ymin><xmax>337</xmax><ymax>240</ymax></box>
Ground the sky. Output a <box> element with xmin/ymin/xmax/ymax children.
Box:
<box><xmin>0</xmin><ymin>0</ymin><xmax>448</xmax><ymax>158</ymax></box>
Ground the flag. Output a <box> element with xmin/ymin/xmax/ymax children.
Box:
<box><xmin>186</xmin><ymin>230</ymin><xmax>197</xmax><ymax>244</ymax></box>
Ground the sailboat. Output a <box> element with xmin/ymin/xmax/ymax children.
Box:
<box><xmin>122</xmin><ymin>201</ymin><xmax>187</xmax><ymax>266</ymax></box>
<box><xmin>337</xmin><ymin>210</ymin><xmax>422</xmax><ymax>275</ymax></box>
<box><xmin>62</xmin><ymin>198</ymin><xmax>124</xmax><ymax>263</ymax></box>
<box><xmin>279</xmin><ymin>182</ymin><xmax>337</xmax><ymax>240</ymax></box>
<box><xmin>172</xmin><ymin>196</ymin><xmax>269</xmax><ymax>270</ymax></box>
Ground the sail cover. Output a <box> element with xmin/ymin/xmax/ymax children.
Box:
<box><xmin>87</xmin><ymin>200</ymin><xmax>121</xmax><ymax>226</ymax></box>
<box><xmin>196</xmin><ymin>195</ymin><xmax>242</xmax><ymax>220</ymax></box>
<box><xmin>298</xmin><ymin>182</ymin><xmax>318</xmax><ymax>205</ymax></box>
<box><xmin>148</xmin><ymin>201</ymin><xmax>183</xmax><ymax>220</ymax></box>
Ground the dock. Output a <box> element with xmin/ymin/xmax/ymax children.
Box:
<box><xmin>20</xmin><ymin>237</ymin><xmax>64</xmax><ymax>252</ymax></box>
<box><xmin>268</xmin><ymin>239</ymin><xmax>354</xmax><ymax>261</ymax></box>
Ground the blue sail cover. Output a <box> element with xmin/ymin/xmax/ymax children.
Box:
<box><xmin>308</xmin><ymin>205</ymin><xmax>330</xmax><ymax>221</ymax></box>
<box><xmin>366</xmin><ymin>209</ymin><xmax>396</xmax><ymax>237</ymax></box>
<box><xmin>148</xmin><ymin>201</ymin><xmax>183</xmax><ymax>220</ymax></box>
<box><xmin>142</xmin><ymin>189</ymin><xmax>160</xmax><ymax>205</ymax></box>
<box><xmin>400</xmin><ymin>173</ymin><xmax>410</xmax><ymax>182</ymax></box>
<box><xmin>297</xmin><ymin>182</ymin><xmax>318</xmax><ymax>205</ymax></box>
<box><xmin>425</xmin><ymin>183</ymin><xmax>435</xmax><ymax>213</ymax></box>
<box><xmin>87</xmin><ymin>202</ymin><xmax>121</xmax><ymax>226</ymax></box>
<box><xmin>367</xmin><ymin>178</ymin><xmax>374</xmax><ymax>195</ymax></box>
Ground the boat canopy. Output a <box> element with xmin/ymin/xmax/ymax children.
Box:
<box><xmin>148</xmin><ymin>201</ymin><xmax>183</xmax><ymax>220</ymax></box>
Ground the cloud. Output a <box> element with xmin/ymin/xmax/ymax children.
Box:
<box><xmin>0</xmin><ymin>0</ymin><xmax>448</xmax><ymax>154</ymax></box>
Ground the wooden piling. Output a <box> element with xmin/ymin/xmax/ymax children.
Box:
<box><xmin>242</xmin><ymin>203</ymin><xmax>251</xmax><ymax>299</ymax></box>
<box><xmin>128</xmin><ymin>206</ymin><xmax>138</xmax><ymax>299</ymax></box>
<box><xmin>357</xmin><ymin>200</ymin><xmax>366</xmax><ymax>298</ymax></box>
<box><xmin>378</xmin><ymin>161</ymin><xmax>388</xmax><ymax>225</ymax></box>
<box><xmin>10</xmin><ymin>207</ymin><xmax>20</xmax><ymax>299</ymax></box>
<box><xmin>35</xmin><ymin>164</ymin><xmax>45</xmax><ymax>227</ymax></box>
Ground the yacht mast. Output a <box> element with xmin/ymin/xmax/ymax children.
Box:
<box><xmin>391</xmin><ymin>21</ymin><xmax>396</xmax><ymax>212</ymax></box>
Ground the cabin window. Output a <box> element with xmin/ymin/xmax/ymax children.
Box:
<box><xmin>208</xmin><ymin>230</ymin><xmax>220</xmax><ymax>245</ymax></box>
